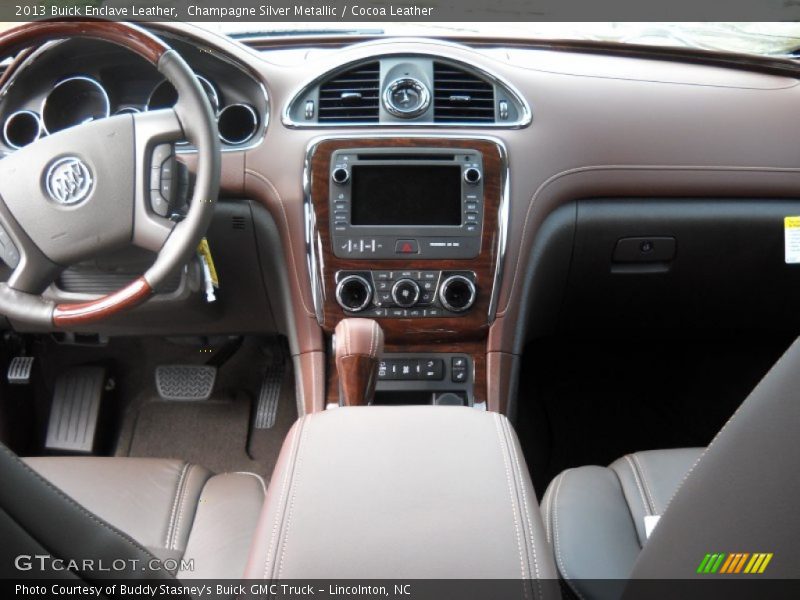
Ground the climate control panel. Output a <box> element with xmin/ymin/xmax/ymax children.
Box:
<box><xmin>335</xmin><ymin>270</ymin><xmax>477</xmax><ymax>318</ymax></box>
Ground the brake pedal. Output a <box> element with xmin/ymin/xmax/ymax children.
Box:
<box><xmin>7</xmin><ymin>356</ymin><xmax>34</xmax><ymax>384</ymax></box>
<box><xmin>46</xmin><ymin>367</ymin><xmax>106</xmax><ymax>454</ymax></box>
<box><xmin>254</xmin><ymin>359</ymin><xmax>286</xmax><ymax>429</ymax></box>
<box><xmin>155</xmin><ymin>365</ymin><xmax>217</xmax><ymax>401</ymax></box>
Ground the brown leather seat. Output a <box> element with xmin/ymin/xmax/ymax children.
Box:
<box><xmin>0</xmin><ymin>450</ymin><xmax>265</xmax><ymax>579</ymax></box>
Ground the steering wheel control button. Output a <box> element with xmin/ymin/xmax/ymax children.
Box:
<box><xmin>336</xmin><ymin>275</ymin><xmax>373</xmax><ymax>312</ymax></box>
<box><xmin>45</xmin><ymin>157</ymin><xmax>94</xmax><ymax>206</ymax></box>
<box><xmin>149</xmin><ymin>144</ymin><xmax>177</xmax><ymax>217</ymax></box>
<box><xmin>439</xmin><ymin>275</ymin><xmax>477</xmax><ymax>313</ymax></box>
<box><xmin>395</xmin><ymin>239</ymin><xmax>419</xmax><ymax>254</ymax></box>
<box><xmin>391</xmin><ymin>279</ymin><xmax>421</xmax><ymax>308</ymax></box>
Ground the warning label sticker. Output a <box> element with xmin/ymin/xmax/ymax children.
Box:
<box><xmin>785</xmin><ymin>217</ymin><xmax>800</xmax><ymax>264</ymax></box>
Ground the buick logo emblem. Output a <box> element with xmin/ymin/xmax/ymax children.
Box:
<box><xmin>45</xmin><ymin>157</ymin><xmax>94</xmax><ymax>205</ymax></box>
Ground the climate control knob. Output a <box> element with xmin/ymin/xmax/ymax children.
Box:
<box><xmin>391</xmin><ymin>278</ymin><xmax>420</xmax><ymax>308</ymax></box>
<box><xmin>336</xmin><ymin>275</ymin><xmax>372</xmax><ymax>312</ymax></box>
<box><xmin>439</xmin><ymin>275</ymin><xmax>477</xmax><ymax>312</ymax></box>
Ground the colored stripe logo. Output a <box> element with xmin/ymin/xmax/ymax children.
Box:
<box><xmin>697</xmin><ymin>553</ymin><xmax>773</xmax><ymax>574</ymax></box>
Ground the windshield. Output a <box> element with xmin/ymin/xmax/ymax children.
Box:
<box><xmin>204</xmin><ymin>22</ymin><xmax>800</xmax><ymax>57</ymax></box>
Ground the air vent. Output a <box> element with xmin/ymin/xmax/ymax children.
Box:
<box><xmin>231</xmin><ymin>215</ymin><xmax>247</xmax><ymax>230</ymax></box>
<box><xmin>433</xmin><ymin>62</ymin><xmax>495</xmax><ymax>123</ymax></box>
<box><xmin>318</xmin><ymin>62</ymin><xmax>380</xmax><ymax>123</ymax></box>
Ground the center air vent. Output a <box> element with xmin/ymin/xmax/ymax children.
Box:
<box><xmin>318</xmin><ymin>62</ymin><xmax>380</xmax><ymax>123</ymax></box>
<box><xmin>433</xmin><ymin>62</ymin><xmax>495</xmax><ymax>123</ymax></box>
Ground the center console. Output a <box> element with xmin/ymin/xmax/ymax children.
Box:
<box><xmin>305</xmin><ymin>137</ymin><xmax>507</xmax><ymax>409</ymax></box>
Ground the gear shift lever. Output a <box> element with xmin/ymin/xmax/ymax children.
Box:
<box><xmin>334</xmin><ymin>319</ymin><xmax>384</xmax><ymax>406</ymax></box>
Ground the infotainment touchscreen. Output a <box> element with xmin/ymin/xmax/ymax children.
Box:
<box><xmin>350</xmin><ymin>165</ymin><xmax>462</xmax><ymax>226</ymax></box>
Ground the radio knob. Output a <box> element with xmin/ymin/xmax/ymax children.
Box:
<box><xmin>439</xmin><ymin>275</ymin><xmax>477</xmax><ymax>312</ymax></box>
<box><xmin>464</xmin><ymin>167</ymin><xmax>482</xmax><ymax>185</ymax></box>
<box><xmin>391</xmin><ymin>279</ymin><xmax>420</xmax><ymax>308</ymax></box>
<box><xmin>332</xmin><ymin>167</ymin><xmax>350</xmax><ymax>184</ymax></box>
<box><xmin>336</xmin><ymin>275</ymin><xmax>372</xmax><ymax>312</ymax></box>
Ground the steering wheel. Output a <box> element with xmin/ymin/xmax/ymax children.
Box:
<box><xmin>0</xmin><ymin>21</ymin><xmax>220</xmax><ymax>328</ymax></box>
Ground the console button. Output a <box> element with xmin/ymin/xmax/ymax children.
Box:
<box><xmin>465</xmin><ymin>212</ymin><xmax>479</xmax><ymax>223</ymax></box>
<box><xmin>392</xmin><ymin>279</ymin><xmax>420</xmax><ymax>308</ymax></box>
<box><xmin>452</xmin><ymin>357</ymin><xmax>467</xmax><ymax>369</ymax></box>
<box><xmin>452</xmin><ymin>369</ymin><xmax>468</xmax><ymax>383</ymax></box>
<box><xmin>376</xmin><ymin>291</ymin><xmax>394</xmax><ymax>306</ymax></box>
<box><xmin>374</xmin><ymin>271</ymin><xmax>393</xmax><ymax>281</ymax></box>
<box><xmin>424</xmin><ymin>308</ymin><xmax>442</xmax><ymax>317</ymax></box>
<box><xmin>423</xmin><ymin>359</ymin><xmax>444</xmax><ymax>380</ymax></box>
<box><xmin>395</xmin><ymin>239</ymin><xmax>419</xmax><ymax>254</ymax></box>
<box><xmin>390</xmin><ymin>308</ymin><xmax>406</xmax><ymax>318</ymax></box>
<box><xmin>418</xmin><ymin>291</ymin><xmax>435</xmax><ymax>305</ymax></box>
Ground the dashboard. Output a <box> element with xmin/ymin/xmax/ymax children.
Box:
<box><xmin>3</xmin><ymin>22</ymin><xmax>800</xmax><ymax>413</ymax></box>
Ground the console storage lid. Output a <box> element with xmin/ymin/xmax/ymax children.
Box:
<box><xmin>245</xmin><ymin>406</ymin><xmax>557</xmax><ymax>586</ymax></box>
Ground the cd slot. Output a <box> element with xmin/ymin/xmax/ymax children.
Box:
<box><xmin>356</xmin><ymin>153</ymin><xmax>455</xmax><ymax>161</ymax></box>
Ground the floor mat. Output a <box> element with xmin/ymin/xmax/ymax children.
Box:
<box><xmin>127</xmin><ymin>384</ymin><xmax>295</xmax><ymax>477</ymax></box>
<box><xmin>516</xmin><ymin>333</ymin><xmax>794</xmax><ymax>499</ymax></box>
<box><xmin>118</xmin><ymin>336</ymin><xmax>296</xmax><ymax>481</ymax></box>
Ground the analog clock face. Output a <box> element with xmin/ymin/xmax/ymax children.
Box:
<box><xmin>383</xmin><ymin>77</ymin><xmax>430</xmax><ymax>118</ymax></box>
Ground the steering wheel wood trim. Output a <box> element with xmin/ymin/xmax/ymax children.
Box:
<box><xmin>52</xmin><ymin>277</ymin><xmax>152</xmax><ymax>327</ymax></box>
<box><xmin>0</xmin><ymin>20</ymin><xmax>168</xmax><ymax>64</ymax></box>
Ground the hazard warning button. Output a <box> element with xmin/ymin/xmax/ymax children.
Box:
<box><xmin>394</xmin><ymin>239</ymin><xmax>419</xmax><ymax>254</ymax></box>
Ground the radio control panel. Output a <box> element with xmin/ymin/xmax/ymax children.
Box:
<box><xmin>335</xmin><ymin>270</ymin><xmax>477</xmax><ymax>318</ymax></box>
<box><xmin>329</xmin><ymin>148</ymin><xmax>484</xmax><ymax>260</ymax></box>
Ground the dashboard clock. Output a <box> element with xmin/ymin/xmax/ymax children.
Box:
<box><xmin>383</xmin><ymin>77</ymin><xmax>431</xmax><ymax>118</ymax></box>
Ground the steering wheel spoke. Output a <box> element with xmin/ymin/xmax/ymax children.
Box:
<box><xmin>132</xmin><ymin>109</ymin><xmax>182</xmax><ymax>252</ymax></box>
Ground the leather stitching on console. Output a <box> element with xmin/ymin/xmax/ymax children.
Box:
<box><xmin>493</xmin><ymin>413</ymin><xmax>529</xmax><ymax>595</ymax></box>
<box><xmin>263</xmin><ymin>417</ymin><xmax>305</xmax><ymax>579</ymax></box>
<box><xmin>234</xmin><ymin>471</ymin><xmax>268</xmax><ymax>496</ymax></box>
<box><xmin>502</xmin><ymin>417</ymin><xmax>542</xmax><ymax>599</ymax></box>
<box><xmin>277</xmin><ymin>412</ymin><xmax>314</xmax><ymax>579</ymax></box>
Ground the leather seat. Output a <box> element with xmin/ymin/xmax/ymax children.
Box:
<box><xmin>542</xmin><ymin>338</ymin><xmax>800</xmax><ymax>596</ymax></box>
<box><xmin>541</xmin><ymin>448</ymin><xmax>701</xmax><ymax>598</ymax></box>
<box><xmin>0</xmin><ymin>449</ymin><xmax>265</xmax><ymax>579</ymax></box>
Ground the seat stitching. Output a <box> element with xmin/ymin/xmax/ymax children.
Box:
<box><xmin>277</xmin><ymin>412</ymin><xmax>314</xmax><ymax>579</ymax></box>
<box><xmin>609</xmin><ymin>465</ymin><xmax>645</xmax><ymax>551</ymax></box>
<box><xmin>1</xmin><ymin>446</ymin><xmax>162</xmax><ymax>564</ymax></box>
<box><xmin>632</xmin><ymin>454</ymin><xmax>659</xmax><ymax>514</ymax></box>
<box><xmin>553</xmin><ymin>469</ymin><xmax>585</xmax><ymax>600</ymax></box>
<box><xmin>623</xmin><ymin>455</ymin><xmax>653</xmax><ymax>516</ymax></box>
<box><xmin>166</xmin><ymin>463</ymin><xmax>189</xmax><ymax>549</ymax></box>
<box><xmin>493</xmin><ymin>413</ymin><xmax>529</xmax><ymax>598</ymax></box>
<box><xmin>262</xmin><ymin>418</ymin><xmax>304</xmax><ymax>579</ymax></box>
<box><xmin>234</xmin><ymin>471</ymin><xmax>268</xmax><ymax>496</ymax></box>
<box><xmin>502</xmin><ymin>417</ymin><xmax>542</xmax><ymax>600</ymax></box>
<box><xmin>541</xmin><ymin>475</ymin><xmax>556</xmax><ymax>545</ymax></box>
<box><xmin>172</xmin><ymin>465</ymin><xmax>197</xmax><ymax>551</ymax></box>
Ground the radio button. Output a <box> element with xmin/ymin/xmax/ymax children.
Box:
<box><xmin>376</xmin><ymin>291</ymin><xmax>394</xmax><ymax>306</ymax></box>
<box><xmin>419</xmin><ymin>271</ymin><xmax>439</xmax><ymax>281</ymax></box>
<box><xmin>395</xmin><ymin>239</ymin><xmax>419</xmax><ymax>254</ymax></box>
<box><xmin>374</xmin><ymin>271</ymin><xmax>394</xmax><ymax>281</ymax></box>
<box><xmin>390</xmin><ymin>308</ymin><xmax>406</xmax><ymax>318</ymax></box>
<box><xmin>332</xmin><ymin>167</ymin><xmax>349</xmax><ymax>184</ymax></box>
<box><xmin>465</xmin><ymin>212</ymin><xmax>479</xmax><ymax>223</ymax></box>
<box><xmin>466</xmin><ymin>202</ymin><xmax>478</xmax><ymax>211</ymax></box>
<box><xmin>466</xmin><ymin>224</ymin><xmax>478</xmax><ymax>233</ymax></box>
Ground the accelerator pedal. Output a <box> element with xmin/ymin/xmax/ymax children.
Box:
<box><xmin>155</xmin><ymin>365</ymin><xmax>217</xmax><ymax>401</ymax></box>
<box><xmin>253</xmin><ymin>341</ymin><xmax>287</xmax><ymax>429</ymax></box>
<box><xmin>45</xmin><ymin>367</ymin><xmax>106</xmax><ymax>454</ymax></box>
